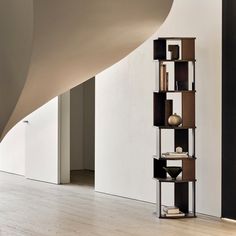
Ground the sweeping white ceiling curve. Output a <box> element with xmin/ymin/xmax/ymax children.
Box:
<box><xmin>0</xmin><ymin>0</ymin><xmax>173</xmax><ymax>139</ymax></box>
<box><xmin>0</xmin><ymin>0</ymin><xmax>33</xmax><ymax>139</ymax></box>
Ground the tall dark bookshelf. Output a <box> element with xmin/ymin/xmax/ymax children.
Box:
<box><xmin>153</xmin><ymin>37</ymin><xmax>196</xmax><ymax>219</ymax></box>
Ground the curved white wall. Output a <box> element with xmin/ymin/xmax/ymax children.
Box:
<box><xmin>95</xmin><ymin>0</ymin><xmax>222</xmax><ymax>217</ymax></box>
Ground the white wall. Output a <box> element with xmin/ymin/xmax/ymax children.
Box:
<box><xmin>0</xmin><ymin>120</ymin><xmax>26</xmax><ymax>176</ymax></box>
<box><xmin>25</xmin><ymin>98</ymin><xmax>59</xmax><ymax>184</ymax></box>
<box><xmin>95</xmin><ymin>0</ymin><xmax>221</xmax><ymax>217</ymax></box>
<box><xmin>95</xmin><ymin>38</ymin><xmax>156</xmax><ymax>203</ymax></box>
<box><xmin>0</xmin><ymin>79</ymin><xmax>95</xmax><ymax>183</ymax></box>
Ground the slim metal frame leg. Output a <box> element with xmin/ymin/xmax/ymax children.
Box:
<box><xmin>193</xmin><ymin>181</ymin><xmax>196</xmax><ymax>216</ymax></box>
<box><xmin>155</xmin><ymin>181</ymin><xmax>162</xmax><ymax>217</ymax></box>
<box><xmin>159</xmin><ymin>182</ymin><xmax>162</xmax><ymax>217</ymax></box>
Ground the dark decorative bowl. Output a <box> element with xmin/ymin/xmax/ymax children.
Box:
<box><xmin>163</xmin><ymin>166</ymin><xmax>182</xmax><ymax>179</ymax></box>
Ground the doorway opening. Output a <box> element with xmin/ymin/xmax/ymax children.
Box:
<box><xmin>69</xmin><ymin>77</ymin><xmax>95</xmax><ymax>188</ymax></box>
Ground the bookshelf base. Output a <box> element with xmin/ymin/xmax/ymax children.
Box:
<box><xmin>153</xmin><ymin>212</ymin><xmax>197</xmax><ymax>219</ymax></box>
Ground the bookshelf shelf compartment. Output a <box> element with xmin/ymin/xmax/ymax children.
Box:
<box><xmin>153</xmin><ymin>37</ymin><xmax>196</xmax><ymax>219</ymax></box>
<box><xmin>153</xmin><ymin>158</ymin><xmax>195</xmax><ymax>181</ymax></box>
<box><xmin>153</xmin><ymin>91</ymin><xmax>195</xmax><ymax>127</ymax></box>
<box><xmin>154</xmin><ymin>38</ymin><xmax>195</xmax><ymax>61</ymax></box>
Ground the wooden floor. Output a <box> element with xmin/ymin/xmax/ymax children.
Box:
<box><xmin>0</xmin><ymin>171</ymin><xmax>235</xmax><ymax>236</ymax></box>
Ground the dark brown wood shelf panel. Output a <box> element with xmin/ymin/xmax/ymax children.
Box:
<box><xmin>175</xmin><ymin>129</ymin><xmax>189</xmax><ymax>152</ymax></box>
<box><xmin>164</xmin><ymin>100</ymin><xmax>173</xmax><ymax>126</ymax></box>
<box><xmin>153</xmin><ymin>158</ymin><xmax>167</xmax><ymax>179</ymax></box>
<box><xmin>175</xmin><ymin>182</ymin><xmax>189</xmax><ymax>213</ymax></box>
<box><xmin>153</xmin><ymin>93</ymin><xmax>166</xmax><ymax>126</ymax></box>
<box><xmin>159</xmin><ymin>213</ymin><xmax>196</xmax><ymax>219</ymax></box>
<box><xmin>153</xmin><ymin>39</ymin><xmax>166</xmax><ymax>60</ymax></box>
<box><xmin>158</xmin><ymin>37</ymin><xmax>196</xmax><ymax>40</ymax></box>
<box><xmin>160</xmin><ymin>157</ymin><xmax>196</xmax><ymax>160</ymax></box>
<box><xmin>156</xmin><ymin>126</ymin><xmax>196</xmax><ymax>129</ymax></box>
<box><xmin>154</xmin><ymin>59</ymin><xmax>196</xmax><ymax>62</ymax></box>
<box><xmin>182</xmin><ymin>92</ymin><xmax>195</xmax><ymax>127</ymax></box>
<box><xmin>154</xmin><ymin>90</ymin><xmax>196</xmax><ymax>94</ymax></box>
<box><xmin>175</xmin><ymin>61</ymin><xmax>189</xmax><ymax>90</ymax></box>
<box><xmin>182</xmin><ymin>39</ymin><xmax>195</xmax><ymax>61</ymax></box>
<box><xmin>182</xmin><ymin>158</ymin><xmax>195</xmax><ymax>181</ymax></box>
<box><xmin>153</xmin><ymin>155</ymin><xmax>196</xmax><ymax>160</ymax></box>
<box><xmin>154</xmin><ymin>177</ymin><xmax>196</xmax><ymax>183</ymax></box>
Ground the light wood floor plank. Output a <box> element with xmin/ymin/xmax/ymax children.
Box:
<box><xmin>0</xmin><ymin>171</ymin><xmax>235</xmax><ymax>236</ymax></box>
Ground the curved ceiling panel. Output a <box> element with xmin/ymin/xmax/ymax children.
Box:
<box><xmin>0</xmin><ymin>0</ymin><xmax>33</xmax><ymax>138</ymax></box>
<box><xmin>1</xmin><ymin>0</ymin><xmax>173</xmax><ymax>139</ymax></box>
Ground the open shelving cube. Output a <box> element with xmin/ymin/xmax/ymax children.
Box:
<box><xmin>153</xmin><ymin>156</ymin><xmax>196</xmax><ymax>181</ymax></box>
<box><xmin>153</xmin><ymin>37</ymin><xmax>195</xmax><ymax>61</ymax></box>
<box><xmin>153</xmin><ymin>91</ymin><xmax>195</xmax><ymax>128</ymax></box>
<box><xmin>157</xmin><ymin>181</ymin><xmax>196</xmax><ymax>219</ymax></box>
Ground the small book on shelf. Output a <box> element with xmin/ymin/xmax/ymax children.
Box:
<box><xmin>165</xmin><ymin>212</ymin><xmax>185</xmax><ymax>217</ymax></box>
<box><xmin>162</xmin><ymin>152</ymin><xmax>188</xmax><ymax>158</ymax></box>
<box><xmin>160</xmin><ymin>64</ymin><xmax>168</xmax><ymax>91</ymax></box>
<box><xmin>163</xmin><ymin>206</ymin><xmax>180</xmax><ymax>214</ymax></box>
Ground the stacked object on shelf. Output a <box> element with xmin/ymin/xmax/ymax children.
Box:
<box><xmin>162</xmin><ymin>152</ymin><xmax>188</xmax><ymax>158</ymax></box>
<box><xmin>160</xmin><ymin>64</ymin><xmax>169</xmax><ymax>91</ymax></box>
<box><xmin>163</xmin><ymin>206</ymin><xmax>185</xmax><ymax>217</ymax></box>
